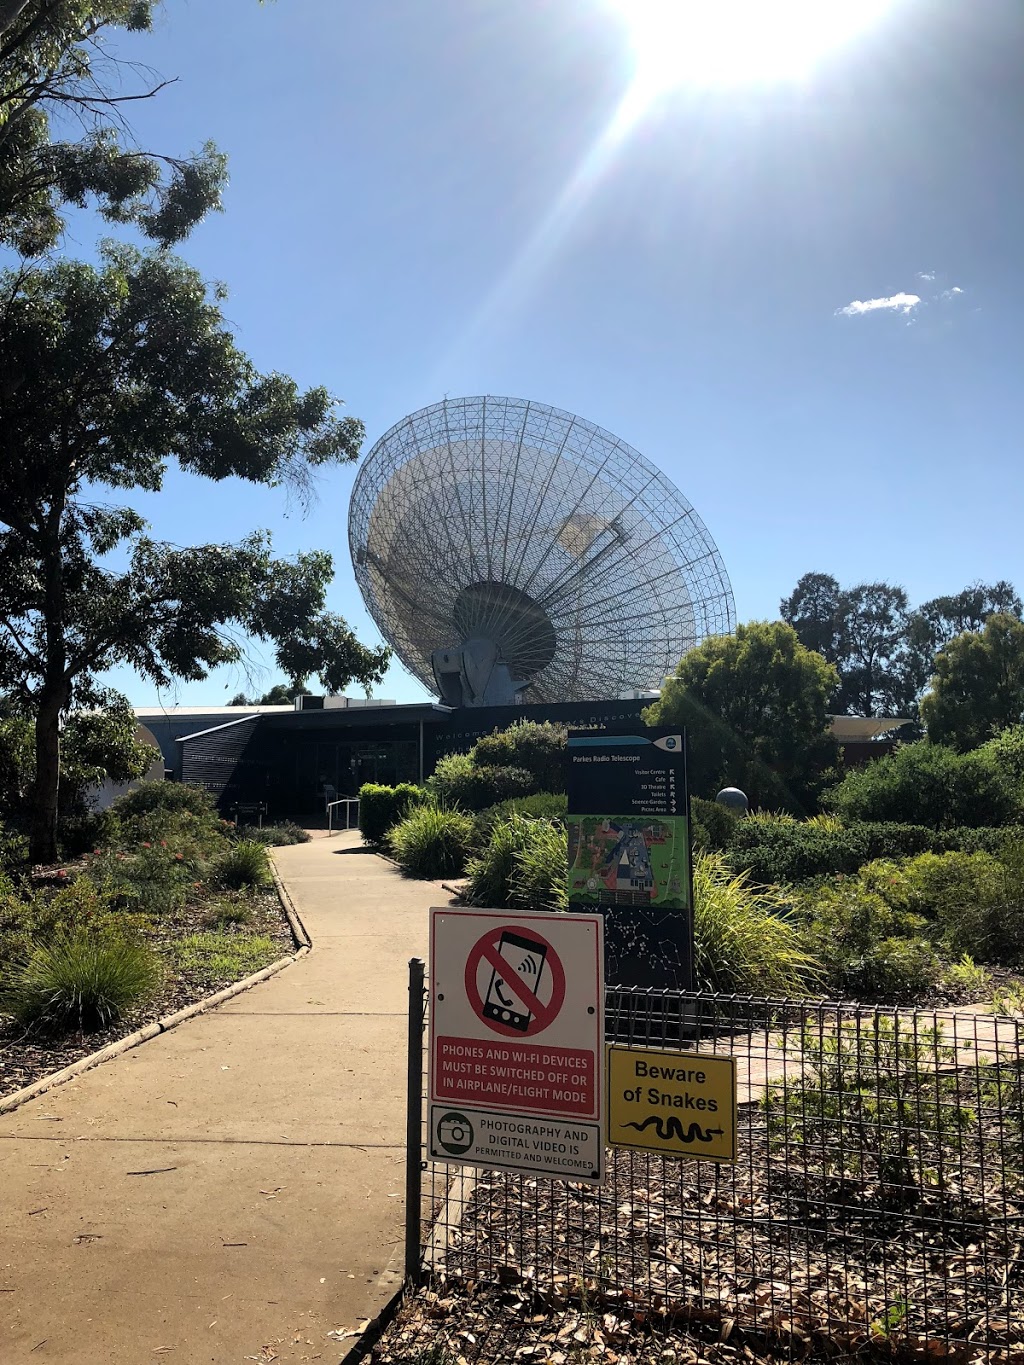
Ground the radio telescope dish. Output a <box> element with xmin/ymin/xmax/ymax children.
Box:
<box><xmin>348</xmin><ymin>396</ymin><xmax>736</xmax><ymax>706</ymax></box>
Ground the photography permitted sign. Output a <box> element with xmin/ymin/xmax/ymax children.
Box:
<box><xmin>428</xmin><ymin>1105</ymin><xmax>604</xmax><ymax>1183</ymax></box>
<box><xmin>429</xmin><ymin>907</ymin><xmax>605</xmax><ymax>1182</ymax></box>
<box><xmin>607</xmin><ymin>1045</ymin><xmax>737</xmax><ymax>1163</ymax></box>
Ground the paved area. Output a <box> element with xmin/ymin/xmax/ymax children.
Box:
<box><xmin>0</xmin><ymin>831</ymin><xmax>447</xmax><ymax>1364</ymax></box>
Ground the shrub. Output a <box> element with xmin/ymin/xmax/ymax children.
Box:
<box><xmin>823</xmin><ymin>742</ymin><xmax>1016</xmax><ymax>830</ymax></box>
<box><xmin>216</xmin><ymin>840</ymin><xmax>272</xmax><ymax>890</ymax></box>
<box><xmin>941</xmin><ymin>955</ymin><xmax>992</xmax><ymax>1000</ymax></box>
<box><xmin>727</xmin><ymin>820</ymin><xmax>872</xmax><ymax>883</ymax></box>
<box><xmin>202</xmin><ymin>895</ymin><xmax>254</xmax><ymax>930</ymax></box>
<box><xmin>426</xmin><ymin>754</ymin><xmax>534</xmax><ymax>811</ymax></box>
<box><xmin>0</xmin><ymin>927</ymin><xmax>161</xmax><ymax>1033</ymax></box>
<box><xmin>979</xmin><ymin>726</ymin><xmax>1024</xmax><ymax>812</ymax></box>
<box><xmin>508</xmin><ymin>820</ymin><xmax>568</xmax><ymax>912</ymax></box>
<box><xmin>471</xmin><ymin>721</ymin><xmax>567</xmax><ymax>793</ymax></box>
<box><xmin>0</xmin><ymin>876</ymin><xmax>132</xmax><ymax>952</ymax></box>
<box><xmin>766</xmin><ymin>1016</ymin><xmax>973</xmax><ymax>1189</ymax></box>
<box><xmin>112</xmin><ymin>781</ymin><xmax>219</xmax><ymax>825</ymax></box>
<box><xmin>798</xmin><ymin>881</ymin><xmax>942</xmax><ymax>1001</ymax></box>
<box><xmin>89</xmin><ymin>842</ymin><xmax>194</xmax><ymax>914</ymax></box>
<box><xmin>473</xmin><ymin>793</ymin><xmax>567</xmax><ymax>846</ymax></box>
<box><xmin>691</xmin><ymin>851</ymin><xmax>821</xmax><ymax>996</ymax></box>
<box><xmin>358</xmin><ymin>782</ymin><xmax>425</xmax><ymax>845</ymax></box>
<box><xmin>388</xmin><ymin>806</ymin><xmax>475</xmax><ymax>880</ymax></box>
<box><xmin>239</xmin><ymin>822</ymin><xmax>310</xmax><ymax>846</ymax></box>
<box><xmin>689</xmin><ymin>797</ymin><xmax>737</xmax><ymax>852</ymax></box>
<box><xmin>465</xmin><ymin>815</ymin><xmax>539</xmax><ymax>908</ymax></box>
<box><xmin>724</xmin><ymin>819</ymin><xmax>1021</xmax><ymax>885</ymax></box>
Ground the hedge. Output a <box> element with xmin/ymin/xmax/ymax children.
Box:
<box><xmin>726</xmin><ymin>819</ymin><xmax>1024</xmax><ymax>885</ymax></box>
<box><xmin>823</xmin><ymin>741</ymin><xmax>1018</xmax><ymax>829</ymax></box>
<box><xmin>358</xmin><ymin>783</ymin><xmax>425</xmax><ymax>845</ymax></box>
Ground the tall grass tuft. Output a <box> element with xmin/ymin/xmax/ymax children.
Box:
<box><xmin>217</xmin><ymin>840</ymin><xmax>272</xmax><ymax>890</ymax></box>
<box><xmin>509</xmin><ymin>819</ymin><xmax>568</xmax><ymax>912</ymax></box>
<box><xmin>464</xmin><ymin>815</ymin><xmax>535</xmax><ymax>907</ymax></box>
<box><xmin>1</xmin><ymin>928</ymin><xmax>161</xmax><ymax>1033</ymax></box>
<box><xmin>693</xmin><ymin>851</ymin><xmax>820</xmax><ymax>996</ymax></box>
<box><xmin>388</xmin><ymin>805</ymin><xmax>475</xmax><ymax>880</ymax></box>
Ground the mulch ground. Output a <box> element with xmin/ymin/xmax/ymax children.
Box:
<box><xmin>374</xmin><ymin>1057</ymin><xmax>1024</xmax><ymax>1365</ymax></box>
<box><xmin>0</xmin><ymin>887</ymin><xmax>296</xmax><ymax>1101</ymax></box>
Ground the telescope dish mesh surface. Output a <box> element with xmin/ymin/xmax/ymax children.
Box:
<box><xmin>348</xmin><ymin>395</ymin><xmax>736</xmax><ymax>703</ymax></box>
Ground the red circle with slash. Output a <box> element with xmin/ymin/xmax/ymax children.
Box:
<box><xmin>464</xmin><ymin>924</ymin><xmax>566</xmax><ymax>1038</ymax></box>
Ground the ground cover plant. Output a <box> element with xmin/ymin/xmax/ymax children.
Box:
<box><xmin>0</xmin><ymin>781</ymin><xmax>298</xmax><ymax>1099</ymax></box>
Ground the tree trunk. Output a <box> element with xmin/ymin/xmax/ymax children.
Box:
<box><xmin>28</xmin><ymin>684</ymin><xmax>64</xmax><ymax>864</ymax></box>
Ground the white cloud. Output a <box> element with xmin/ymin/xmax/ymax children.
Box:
<box><xmin>941</xmin><ymin>286</ymin><xmax>964</xmax><ymax>299</ymax></box>
<box><xmin>836</xmin><ymin>292</ymin><xmax>922</xmax><ymax>317</ymax></box>
<box><xmin>917</xmin><ymin>271</ymin><xmax>936</xmax><ymax>282</ymax></box>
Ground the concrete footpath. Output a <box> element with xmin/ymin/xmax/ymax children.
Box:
<box><xmin>0</xmin><ymin>832</ymin><xmax>445</xmax><ymax>1365</ymax></box>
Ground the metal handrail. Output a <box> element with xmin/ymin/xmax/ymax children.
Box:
<box><xmin>327</xmin><ymin>796</ymin><xmax>360</xmax><ymax>835</ymax></box>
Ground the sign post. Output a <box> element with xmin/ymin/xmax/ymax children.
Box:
<box><xmin>567</xmin><ymin>727</ymin><xmax>694</xmax><ymax>989</ymax></box>
<box><xmin>428</xmin><ymin>907</ymin><xmax>605</xmax><ymax>1184</ymax></box>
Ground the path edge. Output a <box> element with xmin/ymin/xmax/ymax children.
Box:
<box><xmin>0</xmin><ymin>854</ymin><xmax>311</xmax><ymax>1117</ymax></box>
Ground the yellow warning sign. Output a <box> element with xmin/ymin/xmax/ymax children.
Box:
<box><xmin>606</xmin><ymin>1045</ymin><xmax>737</xmax><ymax>1162</ymax></box>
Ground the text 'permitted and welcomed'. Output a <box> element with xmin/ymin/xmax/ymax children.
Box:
<box><xmin>607</xmin><ymin>1045</ymin><xmax>737</xmax><ymax>1163</ymax></box>
<box><xmin>428</xmin><ymin>907</ymin><xmax>605</xmax><ymax>1183</ymax></box>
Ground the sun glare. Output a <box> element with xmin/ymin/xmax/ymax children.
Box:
<box><xmin>610</xmin><ymin>0</ymin><xmax>890</xmax><ymax>91</ymax></box>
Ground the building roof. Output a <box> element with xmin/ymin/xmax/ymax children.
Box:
<box><xmin>828</xmin><ymin>715</ymin><xmax>914</xmax><ymax>743</ymax></box>
<box><xmin>135</xmin><ymin>705</ymin><xmax>293</xmax><ymax>719</ymax></box>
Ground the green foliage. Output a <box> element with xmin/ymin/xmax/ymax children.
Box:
<box><xmin>941</xmin><ymin>955</ymin><xmax>991</xmax><ymax>999</ymax></box>
<box><xmin>108</xmin><ymin>782</ymin><xmax>228</xmax><ymax>862</ymax></box>
<box><xmin>906</xmin><ymin>582</ymin><xmax>1022</xmax><ymax>702</ymax></box>
<box><xmin>358</xmin><ymin>783</ymin><xmax>425</xmax><ymax>846</ymax></box>
<box><xmin>0</xmin><ymin>926</ymin><xmax>161</xmax><ymax>1033</ymax></box>
<box><xmin>0</xmin><ymin>875</ymin><xmax>134</xmax><ymax>964</ymax></box>
<box><xmin>426</xmin><ymin>752</ymin><xmax>534</xmax><ymax>811</ymax></box>
<box><xmin>112</xmin><ymin>781</ymin><xmax>219</xmax><ymax>825</ymax></box>
<box><xmin>473</xmin><ymin>793</ymin><xmax>568</xmax><ymax>846</ymax></box>
<box><xmin>765</xmin><ymin>1016</ymin><xmax>973</xmax><ymax>1188</ymax></box>
<box><xmin>164</xmin><ymin>932</ymin><xmax>279</xmax><ymax>990</ymax></box>
<box><xmin>465</xmin><ymin>815</ymin><xmax>540</xmax><ymax>908</ymax></box>
<box><xmin>388</xmin><ymin>806</ymin><xmax>475</xmax><ymax>881</ymax></box>
<box><xmin>689</xmin><ymin>797</ymin><xmax>738</xmax><ymax>851</ymax></box>
<box><xmin>798</xmin><ymin>881</ymin><xmax>941</xmax><ymax>1001</ymax></box>
<box><xmin>507</xmin><ymin>820</ymin><xmax>568</xmax><ymax>912</ymax></box>
<box><xmin>470</xmin><ymin>721</ymin><xmax>567</xmax><ymax>793</ymax></box>
<box><xmin>216</xmin><ymin>840</ymin><xmax>272</xmax><ymax>890</ymax></box>
<box><xmin>239</xmin><ymin>822</ymin><xmax>311</xmax><ymax>846</ymax></box>
<box><xmin>780</xmin><ymin>575</ymin><xmax>914</xmax><ymax>715</ymax></box>
<box><xmin>645</xmin><ymin>620</ymin><xmax>838</xmax><ymax>809</ymax></box>
<box><xmin>823</xmin><ymin>741</ymin><xmax>1016</xmax><ymax>830</ymax></box>
<box><xmin>202</xmin><ymin>896</ymin><xmax>254</xmax><ymax>930</ymax></box>
<box><xmin>921</xmin><ymin>614</ymin><xmax>1024</xmax><ymax>751</ymax></box>
<box><xmin>0</xmin><ymin>2</ymin><xmax>229</xmax><ymax>257</ymax></box>
<box><xmin>727</xmin><ymin>816</ymin><xmax>1024</xmax><ymax>886</ymax></box>
<box><xmin>691</xmin><ymin>851</ymin><xmax>821</xmax><ymax>995</ymax></box>
<box><xmin>924</xmin><ymin>843</ymin><xmax>1024</xmax><ymax>964</ymax></box>
<box><xmin>978</xmin><ymin>725</ymin><xmax>1024</xmax><ymax>802</ymax></box>
<box><xmin>0</xmin><ymin>703</ymin><xmax>156</xmax><ymax>849</ymax></box>
<box><xmin>0</xmin><ymin>244</ymin><xmax>388</xmax><ymax>861</ymax></box>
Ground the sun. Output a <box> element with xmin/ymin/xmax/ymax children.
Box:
<box><xmin>609</xmin><ymin>0</ymin><xmax>891</xmax><ymax>91</ymax></box>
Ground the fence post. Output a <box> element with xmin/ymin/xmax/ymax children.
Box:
<box><xmin>405</xmin><ymin>956</ymin><xmax>426</xmax><ymax>1286</ymax></box>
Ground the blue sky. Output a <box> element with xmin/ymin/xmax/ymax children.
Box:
<box><xmin>65</xmin><ymin>0</ymin><xmax>1024</xmax><ymax>706</ymax></box>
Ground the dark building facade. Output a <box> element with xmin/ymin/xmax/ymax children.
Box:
<box><xmin>146</xmin><ymin>698</ymin><xmax>652</xmax><ymax>818</ymax></box>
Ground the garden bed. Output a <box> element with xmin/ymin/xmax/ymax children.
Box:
<box><xmin>383</xmin><ymin>1118</ymin><xmax>1024</xmax><ymax>1365</ymax></box>
<box><xmin>0</xmin><ymin>883</ymin><xmax>296</xmax><ymax>1101</ymax></box>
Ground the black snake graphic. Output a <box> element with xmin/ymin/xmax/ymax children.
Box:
<box><xmin>622</xmin><ymin>1115</ymin><xmax>725</xmax><ymax>1144</ymax></box>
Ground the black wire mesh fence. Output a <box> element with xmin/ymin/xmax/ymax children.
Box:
<box><xmin>410</xmin><ymin>980</ymin><xmax>1024</xmax><ymax>1361</ymax></box>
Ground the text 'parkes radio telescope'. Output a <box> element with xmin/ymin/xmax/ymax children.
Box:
<box><xmin>348</xmin><ymin>396</ymin><xmax>736</xmax><ymax>707</ymax></box>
